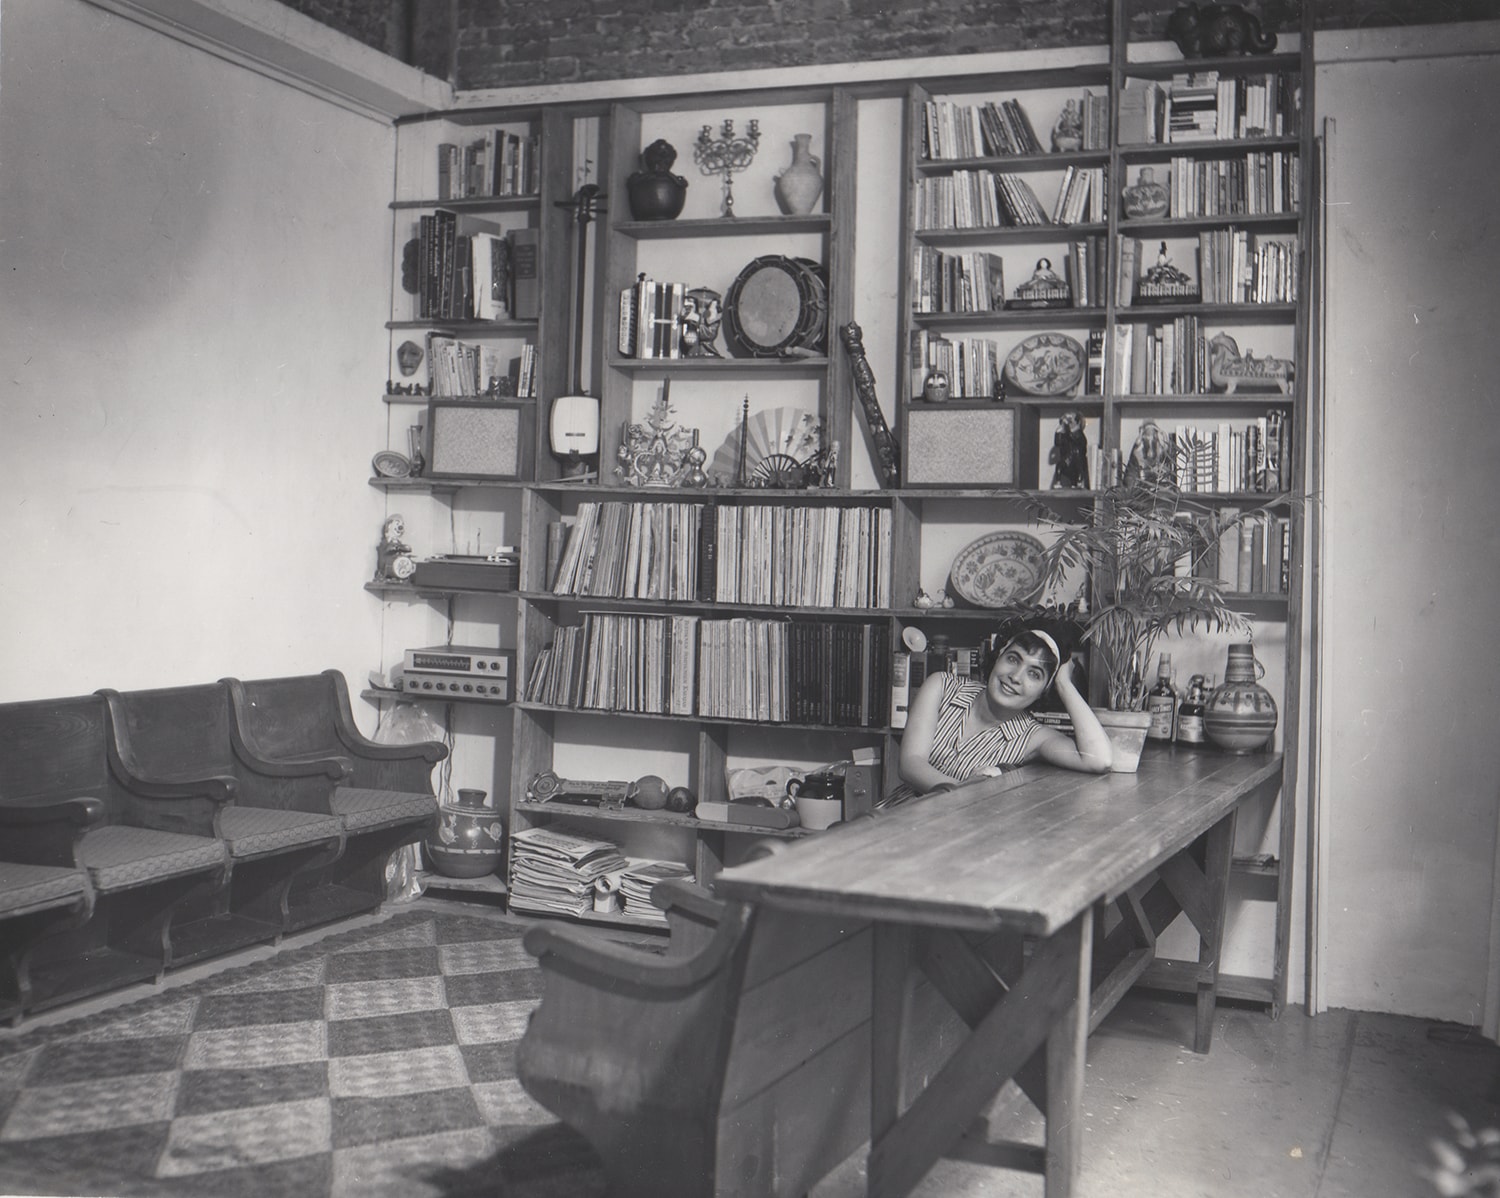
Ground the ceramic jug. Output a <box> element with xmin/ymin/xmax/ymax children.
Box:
<box><xmin>774</xmin><ymin>134</ymin><xmax>824</xmax><ymax>215</ymax></box>
<box><xmin>1204</xmin><ymin>643</ymin><xmax>1278</xmax><ymax>753</ymax></box>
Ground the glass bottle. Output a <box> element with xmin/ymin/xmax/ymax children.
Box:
<box><xmin>1177</xmin><ymin>674</ymin><xmax>1207</xmax><ymax>744</ymax></box>
<box><xmin>1145</xmin><ymin>653</ymin><xmax>1177</xmax><ymax>741</ymax></box>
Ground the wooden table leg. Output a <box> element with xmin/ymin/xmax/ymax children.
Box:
<box><xmin>1193</xmin><ymin>809</ymin><xmax>1237</xmax><ymax>1053</ymax></box>
<box><xmin>1044</xmin><ymin>908</ymin><xmax>1093</xmax><ymax>1196</ymax></box>
<box><xmin>871</xmin><ymin>923</ymin><xmax>912</xmax><ymax>1148</ymax></box>
<box><xmin>867</xmin><ymin>914</ymin><xmax>1089</xmax><ymax>1198</ymax></box>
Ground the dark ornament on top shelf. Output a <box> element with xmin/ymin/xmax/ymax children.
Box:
<box><xmin>626</xmin><ymin>139</ymin><xmax>688</xmax><ymax>221</ymax></box>
<box><xmin>1166</xmin><ymin>3</ymin><xmax>1278</xmax><ymax>58</ymax></box>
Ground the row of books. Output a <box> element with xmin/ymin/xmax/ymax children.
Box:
<box><xmin>548</xmin><ymin>501</ymin><xmax>893</xmax><ymax>609</ymax></box>
<box><xmin>1115</xmin><ymin>231</ymin><xmax>1298</xmax><ymax>307</ymax></box>
<box><xmin>1109</xmin><ymin>313</ymin><xmax>1221</xmax><ymax>395</ymax></box>
<box><xmin>1051</xmin><ymin>165</ymin><xmax>1105</xmax><ymax>226</ymax></box>
<box><xmin>551</xmin><ymin>500</ymin><xmax>704</xmax><ymax>601</ymax></box>
<box><xmin>1176</xmin><ymin>510</ymin><xmax>1293</xmax><ymax>594</ymax></box>
<box><xmin>912</xmin><ymin>331</ymin><xmax>1002</xmax><ymax>399</ymax></box>
<box><xmin>522</xmin><ymin>612</ymin><xmax>891</xmax><ymax>728</ymax></box>
<box><xmin>920</xmin><ymin>93</ymin><xmax>1108</xmax><ymax>160</ymax></box>
<box><xmin>1163</xmin><ymin>412</ymin><xmax>1291</xmax><ymax>493</ymax></box>
<box><xmin>712</xmin><ymin>504</ymin><xmax>893</xmax><ymax>609</ymax></box>
<box><xmin>910</xmin><ymin>247</ymin><xmax>1004</xmax><ymax>314</ymax></box>
<box><xmin>914</xmin><ymin>170</ymin><xmax>1088</xmax><ymax>230</ymax></box>
<box><xmin>1119</xmin><ymin>71</ymin><xmax>1301</xmax><ymax>145</ymax></box>
<box><xmin>618</xmin><ymin>275</ymin><xmax>689</xmax><ymax>359</ymax></box>
<box><xmin>415</xmin><ymin>211</ymin><xmax>539</xmax><ymax>322</ymax></box>
<box><xmin>426</xmin><ymin>334</ymin><xmax>537</xmax><ymax>397</ymax></box>
<box><xmin>508</xmin><ymin>827</ymin><xmax>691</xmax><ymax>924</ymax></box>
<box><xmin>436</xmin><ymin>129</ymin><xmax>540</xmax><ymax>200</ymax></box>
<box><xmin>1148</xmin><ymin>151</ymin><xmax>1300</xmax><ymax>219</ymax></box>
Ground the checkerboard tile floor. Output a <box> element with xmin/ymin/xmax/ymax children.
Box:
<box><xmin>0</xmin><ymin>914</ymin><xmax>603</xmax><ymax>1197</ymax></box>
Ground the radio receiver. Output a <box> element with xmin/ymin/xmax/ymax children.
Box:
<box><xmin>400</xmin><ymin>645</ymin><xmax>514</xmax><ymax>702</ymax></box>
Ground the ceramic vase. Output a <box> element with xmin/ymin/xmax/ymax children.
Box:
<box><xmin>1204</xmin><ymin>643</ymin><xmax>1279</xmax><ymax>753</ymax></box>
<box><xmin>1122</xmin><ymin>166</ymin><xmax>1170</xmax><ymax>219</ymax></box>
<box><xmin>425</xmin><ymin>788</ymin><xmax>504</xmax><ymax>878</ymax></box>
<box><xmin>627</xmin><ymin>138</ymin><xmax>688</xmax><ymax>221</ymax></box>
<box><xmin>774</xmin><ymin>134</ymin><xmax>824</xmax><ymax>215</ymax></box>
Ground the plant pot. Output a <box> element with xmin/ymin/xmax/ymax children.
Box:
<box><xmin>425</xmin><ymin>788</ymin><xmax>504</xmax><ymax>878</ymax></box>
<box><xmin>1095</xmin><ymin>708</ymin><xmax>1152</xmax><ymax>773</ymax></box>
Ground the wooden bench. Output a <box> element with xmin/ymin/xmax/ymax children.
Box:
<box><xmin>0</xmin><ymin>696</ymin><xmax>233</xmax><ymax>1020</ymax></box>
<box><xmin>517</xmin><ymin>878</ymin><xmax>882</xmax><ymax>1198</ymax></box>
<box><xmin>222</xmin><ymin>669</ymin><xmax>443</xmax><ymax>921</ymax></box>
<box><xmin>100</xmin><ymin>680</ymin><xmax>386</xmax><ymax>938</ymax></box>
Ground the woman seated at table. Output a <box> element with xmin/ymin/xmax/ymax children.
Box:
<box><xmin>886</xmin><ymin>617</ymin><xmax>1112</xmax><ymax>805</ymax></box>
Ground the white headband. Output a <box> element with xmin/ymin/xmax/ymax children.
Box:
<box><xmin>1030</xmin><ymin>629</ymin><xmax>1062</xmax><ymax>664</ymax></box>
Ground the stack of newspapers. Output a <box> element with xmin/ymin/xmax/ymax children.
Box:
<box><xmin>508</xmin><ymin>827</ymin><xmax>628</xmax><ymax>918</ymax></box>
<box><xmin>618</xmin><ymin>859</ymin><xmax>695</xmax><ymax>925</ymax></box>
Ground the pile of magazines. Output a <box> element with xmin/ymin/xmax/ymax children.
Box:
<box><xmin>618</xmin><ymin>859</ymin><xmax>695</xmax><ymax>925</ymax></box>
<box><xmin>508</xmin><ymin>827</ymin><xmax>628</xmax><ymax>918</ymax></box>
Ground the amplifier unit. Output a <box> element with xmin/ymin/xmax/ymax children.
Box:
<box><xmin>401</xmin><ymin>645</ymin><xmax>513</xmax><ymax>679</ymax></box>
<box><xmin>401</xmin><ymin>671</ymin><xmax>512</xmax><ymax>702</ymax></box>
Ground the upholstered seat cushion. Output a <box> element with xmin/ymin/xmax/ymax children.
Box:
<box><xmin>78</xmin><ymin>825</ymin><xmax>227</xmax><ymax>891</ymax></box>
<box><xmin>0</xmin><ymin>862</ymin><xmax>89</xmax><ymax>918</ymax></box>
<box><xmin>331</xmin><ymin>787</ymin><xmax>437</xmax><ymax>832</ymax></box>
<box><xmin>217</xmin><ymin>806</ymin><xmax>343</xmax><ymax>858</ymax></box>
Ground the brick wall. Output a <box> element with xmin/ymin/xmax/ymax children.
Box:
<box><xmin>280</xmin><ymin>0</ymin><xmax>1499</xmax><ymax>88</ymax></box>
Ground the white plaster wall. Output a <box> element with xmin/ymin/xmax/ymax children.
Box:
<box><xmin>0</xmin><ymin>0</ymin><xmax>397</xmax><ymax>725</ymax></box>
<box><xmin>1316</xmin><ymin>37</ymin><xmax>1500</xmax><ymax>1021</ymax></box>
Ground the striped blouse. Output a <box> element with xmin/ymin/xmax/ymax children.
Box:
<box><xmin>884</xmin><ymin>673</ymin><xmax>1042</xmax><ymax>806</ymax></box>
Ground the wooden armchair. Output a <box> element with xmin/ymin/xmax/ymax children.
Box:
<box><xmin>518</xmin><ymin>879</ymin><xmax>873</xmax><ymax>1198</ymax></box>
<box><xmin>98</xmin><ymin>682</ymin><xmax>348</xmax><ymax>939</ymax></box>
<box><xmin>222</xmin><ymin>670</ymin><xmax>441</xmax><ymax>914</ymax></box>
<box><xmin>0</xmin><ymin>695</ymin><xmax>231</xmax><ymax>1017</ymax></box>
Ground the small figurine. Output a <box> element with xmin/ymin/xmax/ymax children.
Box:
<box><xmin>374</xmin><ymin>514</ymin><xmax>415</xmax><ymax>582</ymax></box>
<box><xmin>1052</xmin><ymin>99</ymin><xmax>1084</xmax><ymax>152</ymax></box>
<box><xmin>1049</xmin><ymin>411</ymin><xmax>1091</xmax><ymax>489</ymax></box>
<box><xmin>1124</xmin><ymin>419</ymin><xmax>1176</xmax><ymax>488</ymax></box>
<box><xmin>1143</xmin><ymin>242</ymin><xmax>1193</xmax><ymax>288</ymax></box>
<box><xmin>681</xmin><ymin>287</ymin><xmax>723</xmax><ymax>357</ymax></box>
<box><xmin>913</xmin><ymin>588</ymin><xmax>936</xmax><ymax>609</ymax></box>
<box><xmin>922</xmin><ymin>369</ymin><xmax>951</xmax><ymax>403</ymax></box>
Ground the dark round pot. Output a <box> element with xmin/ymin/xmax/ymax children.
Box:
<box><xmin>425</xmin><ymin>789</ymin><xmax>504</xmax><ymax>878</ymax></box>
<box><xmin>627</xmin><ymin>171</ymin><xmax>687</xmax><ymax>221</ymax></box>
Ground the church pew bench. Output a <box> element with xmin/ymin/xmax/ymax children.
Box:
<box><xmin>98</xmin><ymin>682</ymin><xmax>351</xmax><ymax>942</ymax></box>
<box><xmin>222</xmin><ymin>669</ymin><xmax>442</xmax><ymax>917</ymax></box>
<box><xmin>0</xmin><ymin>695</ymin><xmax>234</xmax><ymax>1019</ymax></box>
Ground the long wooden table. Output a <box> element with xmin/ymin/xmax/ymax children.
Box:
<box><xmin>714</xmin><ymin>745</ymin><xmax>1283</xmax><ymax>1198</ymax></box>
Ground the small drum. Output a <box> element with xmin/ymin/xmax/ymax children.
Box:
<box><xmin>722</xmin><ymin>255</ymin><xmax>828</xmax><ymax>358</ymax></box>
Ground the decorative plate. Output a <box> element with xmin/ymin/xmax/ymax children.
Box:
<box><xmin>372</xmin><ymin>450</ymin><xmax>413</xmax><ymax>479</ymax></box>
<box><xmin>1003</xmin><ymin>332</ymin><xmax>1085</xmax><ymax>397</ymax></box>
<box><xmin>948</xmin><ymin>531</ymin><xmax>1047</xmax><ymax>608</ymax></box>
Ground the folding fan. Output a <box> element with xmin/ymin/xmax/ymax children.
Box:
<box><xmin>708</xmin><ymin>405</ymin><xmax>825</xmax><ymax>487</ymax></box>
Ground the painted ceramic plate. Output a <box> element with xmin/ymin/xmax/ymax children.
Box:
<box><xmin>1003</xmin><ymin>332</ymin><xmax>1085</xmax><ymax>397</ymax></box>
<box><xmin>948</xmin><ymin>531</ymin><xmax>1047</xmax><ymax>608</ymax></box>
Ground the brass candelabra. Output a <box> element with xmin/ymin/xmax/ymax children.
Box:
<box><xmin>694</xmin><ymin>118</ymin><xmax>760</xmax><ymax>218</ymax></box>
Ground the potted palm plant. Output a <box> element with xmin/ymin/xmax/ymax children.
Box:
<box><xmin>1023</xmin><ymin>434</ymin><xmax>1284</xmax><ymax>771</ymax></box>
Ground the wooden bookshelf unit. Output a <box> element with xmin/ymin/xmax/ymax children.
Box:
<box><xmin>369</xmin><ymin>0</ymin><xmax>1313</xmax><ymax>1005</ymax></box>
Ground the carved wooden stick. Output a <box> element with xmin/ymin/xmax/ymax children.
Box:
<box><xmin>838</xmin><ymin>322</ymin><xmax>901</xmax><ymax>488</ymax></box>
